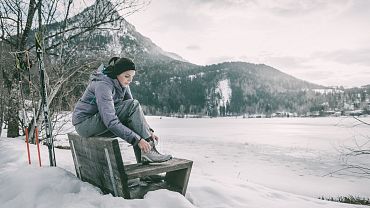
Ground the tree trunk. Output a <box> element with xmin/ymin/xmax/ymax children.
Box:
<box><xmin>4</xmin><ymin>0</ymin><xmax>37</xmax><ymax>139</ymax></box>
<box><xmin>0</xmin><ymin>41</ymin><xmax>4</xmax><ymax>136</ymax></box>
<box><xmin>0</xmin><ymin>78</ymin><xmax>3</xmax><ymax>137</ymax></box>
<box><xmin>7</xmin><ymin>83</ymin><xmax>20</xmax><ymax>137</ymax></box>
<box><xmin>28</xmin><ymin>101</ymin><xmax>42</xmax><ymax>144</ymax></box>
<box><xmin>0</xmin><ymin>105</ymin><xmax>3</xmax><ymax>137</ymax></box>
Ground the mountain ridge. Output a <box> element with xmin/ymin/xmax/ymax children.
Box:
<box><xmin>43</xmin><ymin>2</ymin><xmax>359</xmax><ymax>116</ymax></box>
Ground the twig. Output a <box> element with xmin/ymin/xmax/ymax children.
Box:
<box><xmin>353</xmin><ymin>116</ymin><xmax>370</xmax><ymax>125</ymax></box>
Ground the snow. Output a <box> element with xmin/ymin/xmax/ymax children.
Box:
<box><xmin>216</xmin><ymin>79</ymin><xmax>231</xmax><ymax>105</ymax></box>
<box><xmin>311</xmin><ymin>88</ymin><xmax>345</xmax><ymax>94</ymax></box>
<box><xmin>188</xmin><ymin>72</ymin><xmax>206</xmax><ymax>81</ymax></box>
<box><xmin>188</xmin><ymin>74</ymin><xmax>197</xmax><ymax>80</ymax></box>
<box><xmin>1</xmin><ymin>116</ymin><xmax>369</xmax><ymax>208</ymax></box>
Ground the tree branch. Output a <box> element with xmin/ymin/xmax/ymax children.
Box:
<box><xmin>19</xmin><ymin>0</ymin><xmax>37</xmax><ymax>51</ymax></box>
<box><xmin>353</xmin><ymin>116</ymin><xmax>370</xmax><ymax>125</ymax></box>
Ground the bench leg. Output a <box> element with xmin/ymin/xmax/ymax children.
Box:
<box><xmin>165</xmin><ymin>167</ymin><xmax>192</xmax><ymax>195</ymax></box>
<box><xmin>133</xmin><ymin>144</ymin><xmax>141</xmax><ymax>163</ymax></box>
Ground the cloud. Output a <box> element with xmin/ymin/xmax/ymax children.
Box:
<box><xmin>152</xmin><ymin>11</ymin><xmax>213</xmax><ymax>32</ymax></box>
<box><xmin>258</xmin><ymin>0</ymin><xmax>342</xmax><ymax>16</ymax></box>
<box><xmin>265</xmin><ymin>56</ymin><xmax>314</xmax><ymax>70</ymax></box>
<box><xmin>265</xmin><ymin>47</ymin><xmax>370</xmax><ymax>72</ymax></box>
<box><xmin>127</xmin><ymin>0</ymin><xmax>370</xmax><ymax>87</ymax></box>
<box><xmin>183</xmin><ymin>0</ymin><xmax>351</xmax><ymax>17</ymax></box>
<box><xmin>341</xmin><ymin>0</ymin><xmax>370</xmax><ymax>18</ymax></box>
<box><xmin>141</xmin><ymin>0</ymin><xmax>214</xmax><ymax>33</ymax></box>
<box><xmin>186</xmin><ymin>45</ymin><xmax>201</xmax><ymax>50</ymax></box>
<box><xmin>187</xmin><ymin>0</ymin><xmax>254</xmax><ymax>7</ymax></box>
<box><xmin>256</xmin><ymin>53</ymin><xmax>370</xmax><ymax>87</ymax></box>
<box><xmin>310</xmin><ymin>67</ymin><xmax>370</xmax><ymax>87</ymax></box>
<box><xmin>206</xmin><ymin>56</ymin><xmax>236</xmax><ymax>65</ymax></box>
<box><xmin>314</xmin><ymin>48</ymin><xmax>370</xmax><ymax>66</ymax></box>
<box><xmin>278</xmin><ymin>62</ymin><xmax>370</xmax><ymax>87</ymax></box>
<box><xmin>299</xmin><ymin>69</ymin><xmax>334</xmax><ymax>81</ymax></box>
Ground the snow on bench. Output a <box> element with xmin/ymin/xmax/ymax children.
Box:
<box><xmin>67</xmin><ymin>133</ymin><xmax>193</xmax><ymax>199</ymax></box>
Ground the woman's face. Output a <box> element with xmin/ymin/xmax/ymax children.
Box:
<box><xmin>117</xmin><ymin>70</ymin><xmax>135</xmax><ymax>87</ymax></box>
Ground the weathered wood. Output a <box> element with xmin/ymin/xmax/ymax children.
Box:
<box><xmin>124</xmin><ymin>158</ymin><xmax>193</xmax><ymax>179</ymax></box>
<box><xmin>68</xmin><ymin>134</ymin><xmax>129</xmax><ymax>198</ymax></box>
<box><xmin>68</xmin><ymin>133</ymin><xmax>193</xmax><ymax>199</ymax></box>
<box><xmin>129</xmin><ymin>180</ymin><xmax>182</xmax><ymax>199</ymax></box>
<box><xmin>165</xmin><ymin>167</ymin><xmax>192</xmax><ymax>195</ymax></box>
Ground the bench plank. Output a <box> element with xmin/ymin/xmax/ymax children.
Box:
<box><xmin>124</xmin><ymin>158</ymin><xmax>193</xmax><ymax>179</ymax></box>
<box><xmin>68</xmin><ymin>134</ymin><xmax>130</xmax><ymax>198</ymax></box>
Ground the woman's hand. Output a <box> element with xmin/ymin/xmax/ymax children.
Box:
<box><xmin>151</xmin><ymin>131</ymin><xmax>159</xmax><ymax>142</ymax></box>
<box><xmin>138</xmin><ymin>139</ymin><xmax>151</xmax><ymax>153</ymax></box>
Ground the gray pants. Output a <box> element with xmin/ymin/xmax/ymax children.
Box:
<box><xmin>75</xmin><ymin>99</ymin><xmax>151</xmax><ymax>162</ymax></box>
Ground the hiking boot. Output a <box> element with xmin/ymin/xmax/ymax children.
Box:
<box><xmin>141</xmin><ymin>141</ymin><xmax>172</xmax><ymax>164</ymax></box>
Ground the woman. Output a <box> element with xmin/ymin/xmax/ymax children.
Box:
<box><xmin>72</xmin><ymin>57</ymin><xmax>172</xmax><ymax>164</ymax></box>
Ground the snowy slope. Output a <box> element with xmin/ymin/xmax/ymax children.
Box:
<box><xmin>0</xmin><ymin>119</ymin><xmax>367</xmax><ymax>208</ymax></box>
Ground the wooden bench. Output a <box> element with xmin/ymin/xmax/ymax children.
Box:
<box><xmin>67</xmin><ymin>133</ymin><xmax>193</xmax><ymax>199</ymax></box>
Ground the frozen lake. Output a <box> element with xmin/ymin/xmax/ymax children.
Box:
<box><xmin>135</xmin><ymin>116</ymin><xmax>370</xmax><ymax>198</ymax></box>
<box><xmin>37</xmin><ymin>115</ymin><xmax>370</xmax><ymax>199</ymax></box>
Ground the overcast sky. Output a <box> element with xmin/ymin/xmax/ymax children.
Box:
<box><xmin>125</xmin><ymin>0</ymin><xmax>370</xmax><ymax>87</ymax></box>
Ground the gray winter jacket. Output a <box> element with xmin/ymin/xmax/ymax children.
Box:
<box><xmin>72</xmin><ymin>65</ymin><xmax>141</xmax><ymax>145</ymax></box>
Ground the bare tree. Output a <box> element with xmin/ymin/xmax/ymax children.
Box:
<box><xmin>0</xmin><ymin>41</ymin><xmax>4</xmax><ymax>136</ymax></box>
<box><xmin>0</xmin><ymin>0</ymin><xmax>149</xmax><ymax>139</ymax></box>
<box><xmin>339</xmin><ymin>117</ymin><xmax>370</xmax><ymax>176</ymax></box>
<box><xmin>0</xmin><ymin>37</ymin><xmax>16</xmax><ymax>137</ymax></box>
<box><xmin>325</xmin><ymin>117</ymin><xmax>370</xmax><ymax>178</ymax></box>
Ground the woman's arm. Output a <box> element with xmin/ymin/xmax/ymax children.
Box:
<box><xmin>124</xmin><ymin>86</ymin><xmax>155</xmax><ymax>134</ymax></box>
<box><xmin>123</xmin><ymin>86</ymin><xmax>133</xmax><ymax>100</ymax></box>
<box><xmin>95</xmin><ymin>82</ymin><xmax>141</xmax><ymax>145</ymax></box>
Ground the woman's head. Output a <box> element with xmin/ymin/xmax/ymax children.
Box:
<box><xmin>117</xmin><ymin>70</ymin><xmax>135</xmax><ymax>87</ymax></box>
<box><xmin>103</xmin><ymin>57</ymin><xmax>136</xmax><ymax>86</ymax></box>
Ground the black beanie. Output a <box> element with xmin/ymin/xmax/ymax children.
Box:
<box><xmin>104</xmin><ymin>57</ymin><xmax>136</xmax><ymax>79</ymax></box>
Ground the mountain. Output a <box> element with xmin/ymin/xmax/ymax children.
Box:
<box><xmin>40</xmin><ymin>2</ymin><xmax>336</xmax><ymax>116</ymax></box>
<box><xmin>132</xmin><ymin>61</ymin><xmax>326</xmax><ymax>115</ymax></box>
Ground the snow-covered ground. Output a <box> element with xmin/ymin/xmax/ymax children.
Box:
<box><xmin>1</xmin><ymin>116</ymin><xmax>369</xmax><ymax>208</ymax></box>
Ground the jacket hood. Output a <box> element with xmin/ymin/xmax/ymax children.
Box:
<box><xmin>90</xmin><ymin>63</ymin><xmax>126</xmax><ymax>91</ymax></box>
<box><xmin>89</xmin><ymin>64</ymin><xmax>107</xmax><ymax>80</ymax></box>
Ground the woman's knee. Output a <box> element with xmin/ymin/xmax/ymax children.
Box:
<box><xmin>132</xmin><ymin>99</ymin><xmax>140</xmax><ymax>107</ymax></box>
<box><xmin>118</xmin><ymin>99</ymin><xmax>139</xmax><ymax>106</ymax></box>
<box><xmin>129</xmin><ymin>99</ymin><xmax>142</xmax><ymax>113</ymax></box>
<box><xmin>116</xmin><ymin>99</ymin><xmax>141</xmax><ymax>115</ymax></box>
